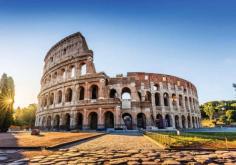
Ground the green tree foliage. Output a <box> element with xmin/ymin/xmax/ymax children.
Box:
<box><xmin>14</xmin><ymin>104</ymin><xmax>37</xmax><ymax>128</ymax></box>
<box><xmin>202</xmin><ymin>102</ymin><xmax>216</xmax><ymax>120</ymax></box>
<box><xmin>226</xmin><ymin>110</ymin><xmax>236</xmax><ymax>123</ymax></box>
<box><xmin>219</xmin><ymin>115</ymin><xmax>227</xmax><ymax>124</ymax></box>
<box><xmin>0</xmin><ymin>73</ymin><xmax>15</xmax><ymax>132</ymax></box>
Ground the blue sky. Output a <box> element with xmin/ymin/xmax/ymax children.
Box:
<box><xmin>0</xmin><ymin>0</ymin><xmax>235</xmax><ymax>108</ymax></box>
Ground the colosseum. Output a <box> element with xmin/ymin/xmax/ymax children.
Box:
<box><xmin>35</xmin><ymin>32</ymin><xmax>201</xmax><ymax>131</ymax></box>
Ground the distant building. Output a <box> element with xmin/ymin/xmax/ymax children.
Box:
<box><xmin>35</xmin><ymin>32</ymin><xmax>201</xmax><ymax>130</ymax></box>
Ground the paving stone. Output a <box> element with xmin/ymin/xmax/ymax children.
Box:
<box><xmin>162</xmin><ymin>160</ymin><xmax>181</xmax><ymax>165</ymax></box>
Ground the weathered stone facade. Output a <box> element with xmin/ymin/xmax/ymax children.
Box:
<box><xmin>35</xmin><ymin>32</ymin><xmax>201</xmax><ymax>130</ymax></box>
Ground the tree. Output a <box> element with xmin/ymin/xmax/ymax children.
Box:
<box><xmin>226</xmin><ymin>110</ymin><xmax>236</xmax><ymax>123</ymax></box>
<box><xmin>202</xmin><ymin>102</ymin><xmax>215</xmax><ymax>120</ymax></box>
<box><xmin>0</xmin><ymin>73</ymin><xmax>15</xmax><ymax>132</ymax></box>
<box><xmin>219</xmin><ymin>115</ymin><xmax>227</xmax><ymax>124</ymax></box>
<box><xmin>14</xmin><ymin>104</ymin><xmax>37</xmax><ymax>128</ymax></box>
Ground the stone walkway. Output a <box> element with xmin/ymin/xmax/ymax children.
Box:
<box><xmin>3</xmin><ymin>133</ymin><xmax>236</xmax><ymax>165</ymax></box>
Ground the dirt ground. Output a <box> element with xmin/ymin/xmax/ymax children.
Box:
<box><xmin>0</xmin><ymin>132</ymin><xmax>101</xmax><ymax>147</ymax></box>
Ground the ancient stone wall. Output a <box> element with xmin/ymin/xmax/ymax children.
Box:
<box><xmin>35</xmin><ymin>32</ymin><xmax>201</xmax><ymax>131</ymax></box>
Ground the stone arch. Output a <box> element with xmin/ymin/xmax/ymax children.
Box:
<box><xmin>78</xmin><ymin>86</ymin><xmax>85</xmax><ymax>100</ymax></box>
<box><xmin>192</xmin><ymin>116</ymin><xmax>195</xmax><ymax>128</ymax></box>
<box><xmin>122</xmin><ymin>113</ymin><xmax>132</xmax><ymax>130</ymax></box>
<box><xmin>65</xmin><ymin>88</ymin><xmax>73</xmax><ymax>102</ymax></box>
<box><xmin>156</xmin><ymin>114</ymin><xmax>164</xmax><ymax>129</ymax></box>
<box><xmin>76</xmin><ymin>112</ymin><xmax>83</xmax><ymax>130</ymax></box>
<box><xmin>57</xmin><ymin>90</ymin><xmax>62</xmax><ymax>103</ymax></box>
<box><xmin>64</xmin><ymin>113</ymin><xmax>71</xmax><ymax>131</ymax></box>
<box><xmin>163</xmin><ymin>93</ymin><xmax>169</xmax><ymax>106</ymax></box>
<box><xmin>185</xmin><ymin>97</ymin><xmax>189</xmax><ymax>110</ymax></box>
<box><xmin>61</xmin><ymin>68</ymin><xmax>66</xmax><ymax>80</ymax></box>
<box><xmin>70</xmin><ymin>65</ymin><xmax>76</xmax><ymax>78</ymax></box>
<box><xmin>46</xmin><ymin>116</ymin><xmax>52</xmax><ymax>129</ymax></box>
<box><xmin>175</xmin><ymin>115</ymin><xmax>180</xmax><ymax>129</ymax></box>
<box><xmin>121</xmin><ymin>87</ymin><xmax>131</xmax><ymax>100</ymax></box>
<box><xmin>155</xmin><ymin>93</ymin><xmax>161</xmax><ymax>106</ymax></box>
<box><xmin>165</xmin><ymin>114</ymin><xmax>172</xmax><ymax>127</ymax></box>
<box><xmin>53</xmin><ymin>115</ymin><xmax>60</xmax><ymax>130</ymax></box>
<box><xmin>90</xmin><ymin>85</ymin><xmax>99</xmax><ymax>99</ymax></box>
<box><xmin>137</xmin><ymin>113</ymin><xmax>146</xmax><ymax>129</ymax></box>
<box><xmin>42</xmin><ymin>116</ymin><xmax>46</xmax><ymax>128</ymax></box>
<box><xmin>187</xmin><ymin>116</ymin><xmax>191</xmax><ymax>128</ymax></box>
<box><xmin>172</xmin><ymin>94</ymin><xmax>177</xmax><ymax>106</ymax></box>
<box><xmin>179</xmin><ymin>95</ymin><xmax>183</xmax><ymax>107</ymax></box>
<box><xmin>153</xmin><ymin>84</ymin><xmax>160</xmax><ymax>91</ymax></box>
<box><xmin>80</xmin><ymin>63</ymin><xmax>87</xmax><ymax>75</ymax></box>
<box><xmin>88</xmin><ymin>112</ymin><xmax>98</xmax><ymax>130</ymax></box>
<box><xmin>181</xmin><ymin>115</ymin><xmax>186</xmax><ymax>129</ymax></box>
<box><xmin>53</xmin><ymin>71</ymin><xmax>57</xmax><ymax>80</ymax></box>
<box><xmin>49</xmin><ymin>93</ymin><xmax>54</xmax><ymax>105</ymax></box>
<box><xmin>145</xmin><ymin>91</ymin><xmax>152</xmax><ymax>102</ymax></box>
<box><xmin>104</xmin><ymin>111</ymin><xmax>114</xmax><ymax>129</ymax></box>
<box><xmin>109</xmin><ymin>89</ymin><xmax>117</xmax><ymax>98</ymax></box>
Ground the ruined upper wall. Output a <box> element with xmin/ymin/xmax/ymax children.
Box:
<box><xmin>43</xmin><ymin>32</ymin><xmax>93</xmax><ymax>73</ymax></box>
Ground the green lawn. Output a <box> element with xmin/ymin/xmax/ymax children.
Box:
<box><xmin>146</xmin><ymin>132</ymin><xmax>236</xmax><ymax>149</ymax></box>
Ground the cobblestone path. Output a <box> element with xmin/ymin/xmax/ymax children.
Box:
<box><xmin>4</xmin><ymin>134</ymin><xmax>236</xmax><ymax>165</ymax></box>
<box><xmin>72</xmin><ymin>134</ymin><xmax>159</xmax><ymax>151</ymax></box>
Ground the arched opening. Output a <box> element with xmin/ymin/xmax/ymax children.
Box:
<box><xmin>122</xmin><ymin>113</ymin><xmax>132</xmax><ymax>130</ymax></box>
<box><xmin>65</xmin><ymin>113</ymin><xmax>71</xmax><ymax>131</ymax></box>
<box><xmin>145</xmin><ymin>91</ymin><xmax>151</xmax><ymax>102</ymax></box>
<box><xmin>54</xmin><ymin>115</ymin><xmax>60</xmax><ymax>130</ymax></box>
<box><xmin>109</xmin><ymin>89</ymin><xmax>117</xmax><ymax>98</ymax></box>
<box><xmin>49</xmin><ymin>93</ymin><xmax>54</xmax><ymax>105</ymax></box>
<box><xmin>182</xmin><ymin>115</ymin><xmax>186</xmax><ymax>129</ymax></box>
<box><xmin>192</xmin><ymin>116</ymin><xmax>195</xmax><ymax>128</ymax></box>
<box><xmin>65</xmin><ymin>88</ymin><xmax>73</xmax><ymax>102</ymax></box>
<box><xmin>91</xmin><ymin>85</ymin><xmax>99</xmax><ymax>99</ymax></box>
<box><xmin>179</xmin><ymin>95</ymin><xmax>183</xmax><ymax>107</ymax></box>
<box><xmin>155</xmin><ymin>93</ymin><xmax>161</xmax><ymax>106</ymax></box>
<box><xmin>163</xmin><ymin>93</ymin><xmax>169</xmax><ymax>106</ymax></box>
<box><xmin>61</xmin><ymin>68</ymin><xmax>66</xmax><ymax>80</ymax></box>
<box><xmin>185</xmin><ymin>97</ymin><xmax>189</xmax><ymax>110</ymax></box>
<box><xmin>53</xmin><ymin>71</ymin><xmax>57</xmax><ymax>80</ymax></box>
<box><xmin>43</xmin><ymin>96</ymin><xmax>47</xmax><ymax>107</ymax></box>
<box><xmin>172</xmin><ymin>94</ymin><xmax>177</xmax><ymax>106</ymax></box>
<box><xmin>104</xmin><ymin>111</ymin><xmax>114</xmax><ymax>129</ymax></box>
<box><xmin>46</xmin><ymin>116</ymin><xmax>52</xmax><ymax>129</ymax></box>
<box><xmin>165</xmin><ymin>114</ymin><xmax>172</xmax><ymax>127</ymax></box>
<box><xmin>187</xmin><ymin>116</ymin><xmax>191</xmax><ymax>128</ymax></box>
<box><xmin>175</xmin><ymin>115</ymin><xmax>180</xmax><ymax>129</ymax></box>
<box><xmin>156</xmin><ymin>114</ymin><xmax>164</xmax><ymax>129</ymax></box>
<box><xmin>89</xmin><ymin>112</ymin><xmax>98</xmax><ymax>130</ymax></box>
<box><xmin>137</xmin><ymin>113</ymin><xmax>146</xmax><ymax>129</ymax></box>
<box><xmin>76</xmin><ymin>113</ymin><xmax>83</xmax><ymax>130</ymax></box>
<box><xmin>42</xmin><ymin>117</ymin><xmax>46</xmax><ymax>128</ymax></box>
<box><xmin>70</xmin><ymin>66</ymin><xmax>76</xmax><ymax>78</ymax></box>
<box><xmin>78</xmin><ymin>86</ymin><xmax>85</xmax><ymax>100</ymax></box>
<box><xmin>121</xmin><ymin>87</ymin><xmax>131</xmax><ymax>100</ymax></box>
<box><xmin>80</xmin><ymin>63</ymin><xmax>87</xmax><ymax>75</ymax></box>
<box><xmin>57</xmin><ymin>90</ymin><xmax>62</xmax><ymax>103</ymax></box>
<box><xmin>189</xmin><ymin>97</ymin><xmax>192</xmax><ymax>111</ymax></box>
<box><xmin>153</xmin><ymin>84</ymin><xmax>160</xmax><ymax>91</ymax></box>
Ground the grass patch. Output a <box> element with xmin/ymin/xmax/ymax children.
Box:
<box><xmin>146</xmin><ymin>132</ymin><xmax>236</xmax><ymax>149</ymax></box>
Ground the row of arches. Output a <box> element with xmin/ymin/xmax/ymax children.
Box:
<box><xmin>39</xmin><ymin>111</ymin><xmax>200</xmax><ymax>130</ymax></box>
<box><xmin>43</xmin><ymin>63</ymin><xmax>87</xmax><ymax>86</ymax></box>
<box><xmin>156</xmin><ymin>114</ymin><xmax>201</xmax><ymax>129</ymax></box>
<box><xmin>40</xmin><ymin>111</ymin><xmax>115</xmax><ymax>130</ymax></box>
<box><xmin>41</xmin><ymin>84</ymin><xmax>99</xmax><ymax>107</ymax></box>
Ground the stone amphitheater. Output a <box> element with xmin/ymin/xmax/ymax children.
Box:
<box><xmin>35</xmin><ymin>32</ymin><xmax>201</xmax><ymax>131</ymax></box>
